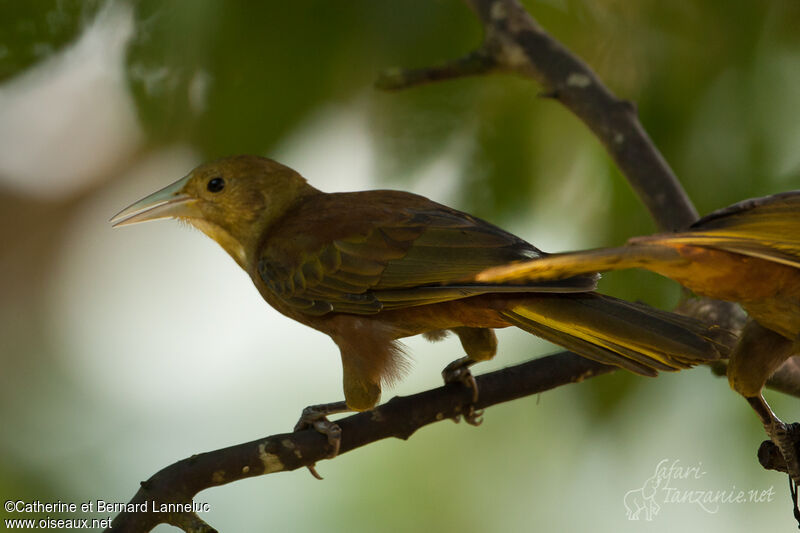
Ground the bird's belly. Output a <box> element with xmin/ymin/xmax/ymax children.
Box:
<box><xmin>653</xmin><ymin>245</ymin><xmax>800</xmax><ymax>339</ymax></box>
<box><xmin>365</xmin><ymin>295</ymin><xmax>513</xmax><ymax>339</ymax></box>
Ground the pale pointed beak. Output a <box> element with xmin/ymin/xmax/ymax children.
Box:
<box><xmin>110</xmin><ymin>174</ymin><xmax>199</xmax><ymax>227</ymax></box>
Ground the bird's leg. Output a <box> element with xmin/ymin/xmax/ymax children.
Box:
<box><xmin>443</xmin><ymin>327</ymin><xmax>497</xmax><ymax>426</ymax></box>
<box><xmin>728</xmin><ymin>321</ymin><xmax>800</xmax><ymax>481</ymax></box>
<box><xmin>747</xmin><ymin>395</ymin><xmax>800</xmax><ymax>484</ymax></box>
<box><xmin>442</xmin><ymin>356</ymin><xmax>483</xmax><ymax>426</ymax></box>
<box><xmin>294</xmin><ymin>400</ymin><xmax>351</xmax><ymax>479</ymax></box>
<box><xmin>747</xmin><ymin>394</ymin><xmax>800</xmax><ymax>526</ymax></box>
<box><xmin>442</xmin><ymin>355</ymin><xmax>479</xmax><ymax>401</ymax></box>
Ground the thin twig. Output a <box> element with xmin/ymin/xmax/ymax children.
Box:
<box><xmin>375</xmin><ymin>49</ymin><xmax>496</xmax><ymax>90</ymax></box>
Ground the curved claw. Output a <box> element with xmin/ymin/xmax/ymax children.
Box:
<box><xmin>463</xmin><ymin>406</ymin><xmax>484</xmax><ymax>426</ymax></box>
<box><xmin>312</xmin><ymin>418</ymin><xmax>342</xmax><ymax>458</ymax></box>
<box><xmin>293</xmin><ymin>401</ymin><xmax>351</xmax><ymax>479</ymax></box>
<box><xmin>442</xmin><ymin>356</ymin><xmax>479</xmax><ymax>403</ymax></box>
<box><xmin>307</xmin><ymin>464</ymin><xmax>324</xmax><ymax>481</ymax></box>
<box><xmin>442</xmin><ymin>356</ymin><xmax>485</xmax><ymax>425</ymax></box>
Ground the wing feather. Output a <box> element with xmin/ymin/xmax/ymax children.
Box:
<box><xmin>638</xmin><ymin>191</ymin><xmax>800</xmax><ymax>268</ymax></box>
<box><xmin>258</xmin><ymin>191</ymin><xmax>596</xmax><ymax>316</ymax></box>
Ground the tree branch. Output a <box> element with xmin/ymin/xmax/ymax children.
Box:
<box><xmin>105</xmin><ymin>351</ymin><xmax>614</xmax><ymax>532</ymax></box>
<box><xmin>377</xmin><ymin>0</ymin><xmax>698</xmax><ymax>232</ymax></box>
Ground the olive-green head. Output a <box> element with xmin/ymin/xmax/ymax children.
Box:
<box><xmin>111</xmin><ymin>155</ymin><xmax>317</xmax><ymax>267</ymax></box>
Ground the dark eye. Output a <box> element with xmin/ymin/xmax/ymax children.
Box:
<box><xmin>207</xmin><ymin>177</ymin><xmax>225</xmax><ymax>193</ymax></box>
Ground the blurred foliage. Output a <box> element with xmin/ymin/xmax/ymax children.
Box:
<box><xmin>6</xmin><ymin>0</ymin><xmax>795</xmax><ymax>219</ymax></box>
<box><xmin>2</xmin><ymin>0</ymin><xmax>800</xmax><ymax>530</ymax></box>
<box><xmin>125</xmin><ymin>0</ymin><xmax>480</xmax><ymax>154</ymax></box>
<box><xmin>0</xmin><ymin>0</ymin><xmax>103</xmax><ymax>80</ymax></box>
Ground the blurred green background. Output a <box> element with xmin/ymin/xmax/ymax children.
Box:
<box><xmin>1</xmin><ymin>0</ymin><xmax>799</xmax><ymax>531</ymax></box>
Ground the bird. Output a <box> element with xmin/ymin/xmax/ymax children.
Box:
<box><xmin>476</xmin><ymin>191</ymin><xmax>800</xmax><ymax>482</ymax></box>
<box><xmin>110</xmin><ymin>155</ymin><xmax>731</xmax><ymax>459</ymax></box>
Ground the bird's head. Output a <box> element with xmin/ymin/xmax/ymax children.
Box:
<box><xmin>111</xmin><ymin>155</ymin><xmax>317</xmax><ymax>267</ymax></box>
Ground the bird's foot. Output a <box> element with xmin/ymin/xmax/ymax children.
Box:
<box><xmin>442</xmin><ymin>356</ymin><xmax>483</xmax><ymax>426</ymax></box>
<box><xmin>765</xmin><ymin>420</ymin><xmax>800</xmax><ymax>484</ymax></box>
<box><xmin>747</xmin><ymin>396</ymin><xmax>800</xmax><ymax>525</ymax></box>
<box><xmin>763</xmin><ymin>419</ymin><xmax>800</xmax><ymax>527</ymax></box>
<box><xmin>442</xmin><ymin>356</ymin><xmax>479</xmax><ymax>402</ymax></box>
<box><xmin>294</xmin><ymin>400</ymin><xmax>350</xmax><ymax>479</ymax></box>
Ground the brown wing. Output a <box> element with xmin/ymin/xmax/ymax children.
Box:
<box><xmin>257</xmin><ymin>190</ymin><xmax>597</xmax><ymax>316</ymax></box>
